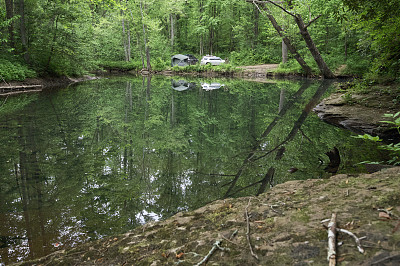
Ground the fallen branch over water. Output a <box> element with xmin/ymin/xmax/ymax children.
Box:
<box><xmin>0</xmin><ymin>89</ymin><xmax>42</xmax><ymax>96</ymax></box>
<box><xmin>0</xmin><ymin>84</ymin><xmax>42</xmax><ymax>90</ymax></box>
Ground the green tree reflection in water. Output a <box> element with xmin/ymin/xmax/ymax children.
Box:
<box><xmin>0</xmin><ymin>77</ymin><xmax>389</xmax><ymax>264</ymax></box>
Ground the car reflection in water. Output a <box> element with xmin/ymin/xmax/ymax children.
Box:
<box><xmin>171</xmin><ymin>80</ymin><xmax>197</xmax><ymax>91</ymax></box>
<box><xmin>201</xmin><ymin>82</ymin><xmax>225</xmax><ymax>91</ymax></box>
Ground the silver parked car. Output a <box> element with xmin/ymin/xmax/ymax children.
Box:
<box><xmin>200</xmin><ymin>55</ymin><xmax>225</xmax><ymax>65</ymax></box>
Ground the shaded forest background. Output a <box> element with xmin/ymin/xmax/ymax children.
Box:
<box><xmin>0</xmin><ymin>0</ymin><xmax>399</xmax><ymax>80</ymax></box>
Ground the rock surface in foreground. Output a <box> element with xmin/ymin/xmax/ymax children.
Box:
<box><xmin>15</xmin><ymin>168</ymin><xmax>400</xmax><ymax>266</ymax></box>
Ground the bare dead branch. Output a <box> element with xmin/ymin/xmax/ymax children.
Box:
<box><xmin>0</xmin><ymin>89</ymin><xmax>42</xmax><ymax>97</ymax></box>
<box><xmin>226</xmin><ymin>180</ymin><xmax>263</xmax><ymax>198</ymax></box>
<box><xmin>245</xmin><ymin>198</ymin><xmax>259</xmax><ymax>260</ymax></box>
<box><xmin>249</xmin><ymin>0</ymin><xmax>296</xmax><ymax>17</ymax></box>
<box><xmin>336</xmin><ymin>228</ymin><xmax>365</xmax><ymax>254</ymax></box>
<box><xmin>195</xmin><ymin>240</ymin><xmax>229</xmax><ymax>266</ymax></box>
<box><xmin>305</xmin><ymin>14</ymin><xmax>322</xmax><ymax>29</ymax></box>
<box><xmin>0</xmin><ymin>84</ymin><xmax>42</xmax><ymax>90</ymax></box>
<box><xmin>327</xmin><ymin>213</ymin><xmax>337</xmax><ymax>266</ymax></box>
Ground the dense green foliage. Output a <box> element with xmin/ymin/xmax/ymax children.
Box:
<box><xmin>341</xmin><ymin>0</ymin><xmax>400</xmax><ymax>80</ymax></box>
<box><xmin>0</xmin><ymin>0</ymin><xmax>399</xmax><ymax>80</ymax></box>
<box><xmin>0</xmin><ymin>58</ymin><xmax>36</xmax><ymax>81</ymax></box>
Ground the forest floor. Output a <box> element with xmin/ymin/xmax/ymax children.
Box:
<box><xmin>239</xmin><ymin>64</ymin><xmax>280</xmax><ymax>73</ymax></box>
<box><xmin>15</xmin><ymin>167</ymin><xmax>400</xmax><ymax>265</ymax></box>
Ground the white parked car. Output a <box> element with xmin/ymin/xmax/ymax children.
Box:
<box><xmin>201</xmin><ymin>83</ymin><xmax>225</xmax><ymax>91</ymax></box>
<box><xmin>200</xmin><ymin>55</ymin><xmax>225</xmax><ymax>65</ymax></box>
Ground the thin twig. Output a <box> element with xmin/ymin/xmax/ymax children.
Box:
<box><xmin>229</xmin><ymin>229</ymin><xmax>238</xmax><ymax>240</ymax></box>
<box><xmin>253</xmin><ymin>1</ymin><xmax>270</xmax><ymax>15</ymax></box>
<box><xmin>299</xmin><ymin>128</ymin><xmax>312</xmax><ymax>143</ymax></box>
<box><xmin>336</xmin><ymin>228</ymin><xmax>365</xmax><ymax>254</ymax></box>
<box><xmin>0</xmin><ymin>95</ymin><xmax>9</xmax><ymax>108</ymax></box>
<box><xmin>305</xmin><ymin>14</ymin><xmax>322</xmax><ymax>28</ymax></box>
<box><xmin>270</xmin><ymin>204</ymin><xmax>283</xmax><ymax>215</ymax></box>
<box><xmin>0</xmin><ymin>74</ymin><xmax>9</xmax><ymax>86</ymax></box>
<box><xmin>245</xmin><ymin>198</ymin><xmax>259</xmax><ymax>260</ymax></box>
<box><xmin>371</xmin><ymin>254</ymin><xmax>400</xmax><ymax>265</ymax></box>
<box><xmin>221</xmin><ymin>229</ymin><xmax>242</xmax><ymax>247</ymax></box>
<box><xmin>250</xmin><ymin>0</ymin><xmax>296</xmax><ymax>17</ymax></box>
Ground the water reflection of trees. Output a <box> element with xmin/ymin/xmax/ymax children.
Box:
<box><xmin>0</xmin><ymin>77</ymin><xmax>382</xmax><ymax>264</ymax></box>
<box><xmin>223</xmin><ymin>80</ymin><xmax>333</xmax><ymax>198</ymax></box>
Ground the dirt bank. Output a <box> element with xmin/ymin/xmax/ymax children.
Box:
<box><xmin>14</xmin><ymin>167</ymin><xmax>400</xmax><ymax>266</ymax></box>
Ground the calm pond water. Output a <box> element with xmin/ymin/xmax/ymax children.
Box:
<box><xmin>0</xmin><ymin>76</ymin><xmax>389</xmax><ymax>264</ymax></box>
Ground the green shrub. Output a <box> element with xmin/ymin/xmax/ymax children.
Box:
<box><xmin>98</xmin><ymin>60</ymin><xmax>142</xmax><ymax>72</ymax></box>
<box><xmin>343</xmin><ymin>55</ymin><xmax>371</xmax><ymax>77</ymax></box>
<box><xmin>0</xmin><ymin>59</ymin><xmax>36</xmax><ymax>81</ymax></box>
<box><xmin>275</xmin><ymin>60</ymin><xmax>303</xmax><ymax>74</ymax></box>
<box><xmin>170</xmin><ymin>63</ymin><xmax>238</xmax><ymax>73</ymax></box>
<box><xmin>354</xmin><ymin>112</ymin><xmax>400</xmax><ymax>165</ymax></box>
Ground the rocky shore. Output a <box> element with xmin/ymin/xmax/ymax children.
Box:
<box><xmin>314</xmin><ymin>90</ymin><xmax>400</xmax><ymax>141</ymax></box>
<box><xmin>15</xmin><ymin>167</ymin><xmax>400</xmax><ymax>265</ymax></box>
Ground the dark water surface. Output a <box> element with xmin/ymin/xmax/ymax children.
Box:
<box><xmin>0</xmin><ymin>76</ymin><xmax>389</xmax><ymax>264</ymax></box>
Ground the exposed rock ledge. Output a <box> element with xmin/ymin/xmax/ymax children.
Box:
<box><xmin>15</xmin><ymin>168</ymin><xmax>400</xmax><ymax>265</ymax></box>
<box><xmin>313</xmin><ymin>92</ymin><xmax>399</xmax><ymax>141</ymax></box>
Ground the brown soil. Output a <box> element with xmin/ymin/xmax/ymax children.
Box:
<box><xmin>239</xmin><ymin>64</ymin><xmax>280</xmax><ymax>73</ymax></box>
<box><xmin>237</xmin><ymin>64</ymin><xmax>280</xmax><ymax>81</ymax></box>
<box><xmin>15</xmin><ymin>168</ymin><xmax>400</xmax><ymax>266</ymax></box>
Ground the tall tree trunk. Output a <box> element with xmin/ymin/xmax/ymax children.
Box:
<box><xmin>46</xmin><ymin>15</ymin><xmax>59</xmax><ymax>71</ymax></box>
<box><xmin>121</xmin><ymin>16</ymin><xmax>129</xmax><ymax>61</ymax></box>
<box><xmin>140</xmin><ymin>0</ymin><xmax>151</xmax><ymax>70</ymax></box>
<box><xmin>199</xmin><ymin>0</ymin><xmax>204</xmax><ymax>56</ymax></box>
<box><xmin>266</xmin><ymin>13</ymin><xmax>312</xmax><ymax>75</ymax></box>
<box><xmin>19</xmin><ymin>0</ymin><xmax>30</xmax><ymax>63</ymax></box>
<box><xmin>253</xmin><ymin>6</ymin><xmax>259</xmax><ymax>46</ymax></box>
<box><xmin>251</xmin><ymin>1</ymin><xmax>312</xmax><ymax>74</ymax></box>
<box><xmin>293</xmin><ymin>14</ymin><xmax>335</xmax><ymax>78</ymax></box>
<box><xmin>121</xmin><ymin>0</ymin><xmax>131</xmax><ymax>62</ymax></box>
<box><xmin>281</xmin><ymin>8</ymin><xmax>289</xmax><ymax>64</ymax></box>
<box><xmin>282</xmin><ymin>40</ymin><xmax>288</xmax><ymax>63</ymax></box>
<box><xmin>127</xmin><ymin>22</ymin><xmax>131</xmax><ymax>60</ymax></box>
<box><xmin>170</xmin><ymin>13</ymin><xmax>175</xmax><ymax>49</ymax></box>
<box><xmin>5</xmin><ymin>0</ymin><xmax>15</xmax><ymax>51</ymax></box>
<box><xmin>129</xmin><ymin>8</ymin><xmax>145</xmax><ymax>68</ymax></box>
<box><xmin>250</xmin><ymin>0</ymin><xmax>335</xmax><ymax>78</ymax></box>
